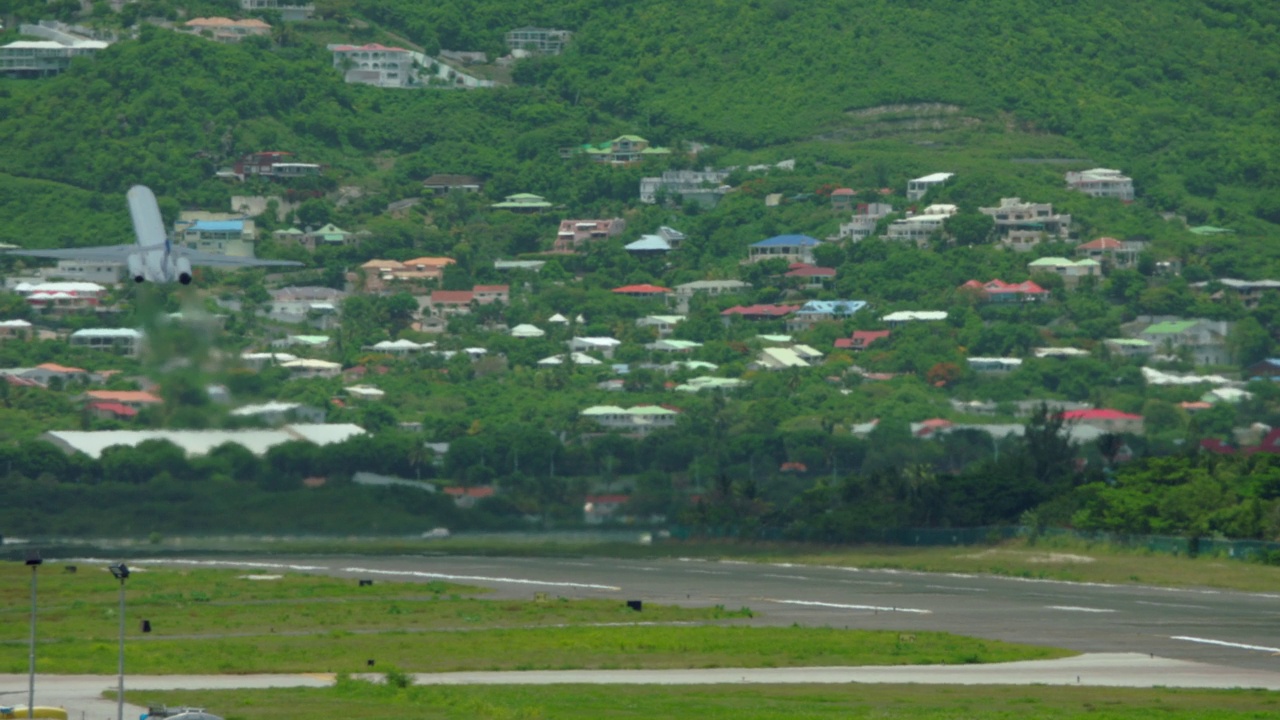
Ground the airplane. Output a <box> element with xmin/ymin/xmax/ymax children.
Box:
<box><xmin>5</xmin><ymin>185</ymin><xmax>303</xmax><ymax>284</ymax></box>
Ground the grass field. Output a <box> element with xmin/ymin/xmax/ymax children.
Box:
<box><xmin>0</xmin><ymin>563</ymin><xmax>1068</xmax><ymax>675</ymax></box>
<box><xmin>136</xmin><ymin>680</ymin><xmax>1280</xmax><ymax>720</ymax></box>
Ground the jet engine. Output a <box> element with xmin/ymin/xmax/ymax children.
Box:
<box><xmin>174</xmin><ymin>257</ymin><xmax>193</xmax><ymax>285</ymax></box>
<box><xmin>127</xmin><ymin>253</ymin><xmax>146</xmax><ymax>283</ymax></box>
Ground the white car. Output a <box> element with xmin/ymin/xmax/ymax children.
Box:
<box><xmin>421</xmin><ymin>528</ymin><xmax>451</xmax><ymax>539</ymax></box>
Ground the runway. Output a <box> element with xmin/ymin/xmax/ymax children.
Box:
<box><xmin>127</xmin><ymin>553</ymin><xmax>1280</xmax><ymax>672</ymax></box>
<box><xmin>8</xmin><ymin>552</ymin><xmax>1279</xmax><ymax>714</ymax></box>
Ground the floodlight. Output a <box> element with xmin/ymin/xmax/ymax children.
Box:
<box><xmin>25</xmin><ymin>550</ymin><xmax>42</xmax><ymax>566</ymax></box>
<box><xmin>109</xmin><ymin>563</ymin><xmax>129</xmax><ymax>580</ymax></box>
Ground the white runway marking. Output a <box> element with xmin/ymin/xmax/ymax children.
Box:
<box><xmin>1046</xmin><ymin>605</ymin><xmax>1116</xmax><ymax>613</ymax></box>
<box><xmin>686</xmin><ymin>569</ymin><xmax>730</xmax><ymax>576</ymax></box>
<box><xmin>769</xmin><ymin>599</ymin><xmax>932</xmax><ymax>614</ymax></box>
<box><xmin>836</xmin><ymin>579</ymin><xmax>897</xmax><ymax>586</ymax></box>
<box><xmin>84</xmin><ymin>558</ymin><xmax>331</xmax><ymax>572</ymax></box>
<box><xmin>763</xmin><ymin>573</ymin><xmax>811</xmax><ymax>581</ymax></box>
<box><xmin>343</xmin><ymin>567</ymin><xmax>621</xmax><ymax>591</ymax></box>
<box><xmin>1171</xmin><ymin>636</ymin><xmax>1280</xmax><ymax>654</ymax></box>
<box><xmin>1134</xmin><ymin>600</ymin><xmax>1211</xmax><ymax>610</ymax></box>
<box><xmin>926</xmin><ymin>584</ymin><xmax>988</xmax><ymax>592</ymax></box>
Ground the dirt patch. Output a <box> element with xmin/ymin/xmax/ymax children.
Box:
<box><xmin>848</xmin><ymin>103</ymin><xmax>962</xmax><ymax>118</ymax></box>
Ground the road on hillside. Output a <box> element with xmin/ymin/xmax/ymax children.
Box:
<box><xmin>113</xmin><ymin>553</ymin><xmax>1280</xmax><ymax>674</ymax></box>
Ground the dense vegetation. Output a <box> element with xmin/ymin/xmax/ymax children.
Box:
<box><xmin>2</xmin><ymin>1</ymin><xmax>1280</xmax><ymax>542</ymax></box>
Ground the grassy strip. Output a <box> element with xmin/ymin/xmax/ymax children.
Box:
<box><xmin>16</xmin><ymin>625</ymin><xmax>1069</xmax><ymax>675</ymax></box>
<box><xmin>0</xmin><ymin>564</ymin><xmax>719</xmax><ymax>641</ymax></box>
<box><xmin>1</xmin><ymin>562</ymin><xmax>1066</xmax><ymax>675</ymax></box>
<box><xmin>135</xmin><ymin>681</ymin><xmax>1280</xmax><ymax>720</ymax></box>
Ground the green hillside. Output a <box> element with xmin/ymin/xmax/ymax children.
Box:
<box><xmin>0</xmin><ymin>0</ymin><xmax>1277</xmax><ymax>236</ymax></box>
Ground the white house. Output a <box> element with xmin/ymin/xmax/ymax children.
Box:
<box><xmin>1065</xmin><ymin>168</ymin><xmax>1134</xmax><ymax>201</ymax></box>
<box><xmin>329</xmin><ymin>43</ymin><xmax>416</xmax><ymax>88</ymax></box>
<box><xmin>906</xmin><ymin>172</ymin><xmax>953</xmax><ymax>201</ymax></box>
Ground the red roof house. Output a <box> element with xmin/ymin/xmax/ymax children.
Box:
<box><xmin>835</xmin><ymin>329</ymin><xmax>891</xmax><ymax>350</ymax></box>
<box><xmin>612</xmin><ymin>284</ymin><xmax>673</xmax><ymax>297</ymax></box>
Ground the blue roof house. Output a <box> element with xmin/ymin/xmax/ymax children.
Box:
<box><xmin>748</xmin><ymin>234</ymin><xmax>820</xmax><ymax>264</ymax></box>
<box><xmin>787</xmin><ymin>300</ymin><xmax>867</xmax><ymax>331</ymax></box>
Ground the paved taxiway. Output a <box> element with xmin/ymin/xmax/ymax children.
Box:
<box><xmin>9</xmin><ymin>552</ymin><xmax>1279</xmax><ymax>714</ymax></box>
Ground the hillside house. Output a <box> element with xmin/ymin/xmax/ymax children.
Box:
<box><xmin>906</xmin><ymin>172</ymin><xmax>954</xmax><ymax>201</ymax></box>
<box><xmin>1246</xmin><ymin>359</ymin><xmax>1280</xmax><ymax>380</ymax></box>
<box><xmin>583</xmin><ymin>494</ymin><xmax>632</xmax><ymax>524</ymax></box>
<box><xmin>82</xmin><ymin>390</ymin><xmax>162</xmax><ymax>411</ymax></box>
<box><xmin>276</xmin><ymin>223</ymin><xmax>360</xmax><ymax>252</ymax></box>
<box><xmin>505</xmin><ymin>27</ymin><xmax>573</xmax><ymax>55</ymax></box>
<box><xmin>47</xmin><ymin>259</ymin><xmax>124</xmax><ymax>285</ymax></box>
<box><xmin>959</xmin><ymin>279</ymin><xmax>1050</xmax><ymax>303</ymax></box>
<box><xmin>580</xmin><ymin>405</ymin><xmax>679</xmax><ymax>435</ymax></box>
<box><xmin>553</xmin><ymin>218</ymin><xmax>626</xmax><ymax>252</ymax></box>
<box><xmin>239</xmin><ymin>0</ymin><xmax>313</xmax><ymax>21</ymax></box>
<box><xmin>1137</xmin><ymin>319</ymin><xmax>1232</xmax><ymax>366</ymax></box>
<box><xmin>569</xmin><ymin>337</ymin><xmax>622</xmax><ymax>359</ymax></box>
<box><xmin>754</xmin><ymin>345</ymin><xmax>823</xmax><ymax>370</ymax></box>
<box><xmin>444</xmin><ymin>486</ymin><xmax>495</xmax><ymax>508</ymax></box>
<box><xmin>636</xmin><ymin>315</ymin><xmax>685</xmax><ymax>338</ymax></box>
<box><xmin>422</xmin><ymin>174</ymin><xmax>483</xmax><ymax>195</ymax></box>
<box><xmin>1192</xmin><ymin>279</ymin><xmax>1280</xmax><ymax>310</ymax></box>
<box><xmin>329</xmin><ymin>43</ymin><xmax>416</xmax><ymax>88</ymax></box>
<box><xmin>177</xmin><ymin>216</ymin><xmax>257</xmax><ymax>258</ymax></box>
<box><xmin>69</xmin><ymin>329</ymin><xmax>143</xmax><ymax>356</ymax></box>
<box><xmin>979</xmin><ymin>198</ymin><xmax>1072</xmax><ymax>250</ymax></box>
<box><xmin>1075</xmin><ymin>237</ymin><xmax>1147</xmax><ymax>268</ymax></box>
<box><xmin>0</xmin><ymin>319</ymin><xmax>33</xmax><ymax>341</ymax></box>
<box><xmin>473</xmin><ymin>285</ymin><xmax>509</xmax><ymax>304</ymax></box>
<box><xmin>673</xmin><ymin>279</ymin><xmax>750</xmax><ymax>312</ymax></box>
<box><xmin>834</xmin><ymin>329</ymin><xmax>890</xmax><ymax>350</ymax></box>
<box><xmin>885</xmin><ymin>204</ymin><xmax>957</xmax><ymax>246</ymax></box>
<box><xmin>183</xmin><ymin>17</ymin><xmax>271</xmax><ymax>42</ymax></box>
<box><xmin>20</xmin><ymin>281</ymin><xmax>105</xmax><ymax>312</ymax></box>
<box><xmin>787</xmin><ymin>300</ymin><xmax>867</xmax><ymax>331</ymax></box>
<box><xmin>491</xmin><ymin>193</ymin><xmax>552</xmax><ymax>212</ymax></box>
<box><xmin>783</xmin><ymin>263</ymin><xmax>836</xmax><ymax>288</ymax></box>
<box><xmin>280</xmin><ymin>358</ymin><xmax>342</xmax><ymax>379</ymax></box>
<box><xmin>721</xmin><ymin>304</ymin><xmax>801</xmax><ymax>324</ymax></box>
<box><xmin>1065</xmin><ymin>168</ymin><xmax>1134</xmax><ymax>201</ymax></box>
<box><xmin>1</xmin><ymin>25</ymin><xmax>107</xmax><ymax>78</ymax></box>
<box><xmin>428</xmin><ymin>290</ymin><xmax>475</xmax><ymax>317</ymax></box>
<box><xmin>1059</xmin><ymin>408</ymin><xmax>1145</xmax><ymax>435</ymax></box>
<box><xmin>837</xmin><ymin>202</ymin><xmax>894</xmax><ymax>241</ymax></box>
<box><xmin>639</xmin><ymin>169</ymin><xmax>732</xmax><ymax>207</ymax></box>
<box><xmin>747</xmin><ymin>235</ymin><xmax>820</xmax><ymax>264</ymax></box>
<box><xmin>562</xmin><ymin>135</ymin><xmax>671</xmax><ymax>164</ymax></box>
<box><xmin>232</xmin><ymin>152</ymin><xmax>320</xmax><ymax>180</ymax></box>
<box><xmin>882</xmin><ymin>311</ymin><xmax>947</xmax><ymax>328</ymax></box>
<box><xmin>1104</xmin><ymin>338</ymin><xmax>1155</xmax><ymax>359</ymax></box>
<box><xmin>612</xmin><ymin>284</ymin><xmax>672</xmax><ymax>299</ymax></box>
<box><xmin>1026</xmin><ymin>257</ymin><xmax>1101</xmax><ymax>289</ymax></box>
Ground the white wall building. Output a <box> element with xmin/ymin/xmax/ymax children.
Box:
<box><xmin>1065</xmin><ymin>168</ymin><xmax>1134</xmax><ymax>201</ymax></box>
<box><xmin>906</xmin><ymin>172</ymin><xmax>953</xmax><ymax>201</ymax></box>
<box><xmin>329</xmin><ymin>43</ymin><xmax>416</xmax><ymax>88</ymax></box>
<box><xmin>1</xmin><ymin>24</ymin><xmax>108</xmax><ymax>78</ymax></box>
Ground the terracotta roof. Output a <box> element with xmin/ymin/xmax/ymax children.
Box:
<box><xmin>784</xmin><ymin>265</ymin><xmax>836</xmax><ymax>278</ymax></box>
<box><xmin>444</xmin><ymin>486</ymin><xmax>495</xmax><ymax>498</ymax></box>
<box><xmin>721</xmin><ymin>304</ymin><xmax>801</xmax><ymax>317</ymax></box>
<box><xmin>431</xmin><ymin>290</ymin><xmax>474</xmax><ymax>304</ymax></box>
<box><xmin>35</xmin><ymin>362</ymin><xmax>87</xmax><ymax>373</ymax></box>
<box><xmin>88</xmin><ymin>401</ymin><xmax>138</xmax><ymax>417</ymax></box>
<box><xmin>612</xmin><ymin>284</ymin><xmax>672</xmax><ymax>294</ymax></box>
<box><xmin>401</xmin><ymin>257</ymin><xmax>456</xmax><ymax>268</ymax></box>
<box><xmin>835</xmin><ymin>330</ymin><xmax>890</xmax><ymax>349</ymax></box>
<box><xmin>1078</xmin><ymin>236</ymin><xmax>1123</xmax><ymax>250</ymax></box>
<box><xmin>84</xmin><ymin>390</ymin><xmax>162</xmax><ymax>405</ymax></box>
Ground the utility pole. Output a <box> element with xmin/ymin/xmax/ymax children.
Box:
<box><xmin>26</xmin><ymin>550</ymin><xmax>42</xmax><ymax>719</ymax></box>
<box><xmin>109</xmin><ymin>564</ymin><xmax>130</xmax><ymax>720</ymax></box>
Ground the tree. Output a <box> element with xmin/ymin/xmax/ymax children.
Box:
<box><xmin>944</xmin><ymin>212</ymin><xmax>995</xmax><ymax>246</ymax></box>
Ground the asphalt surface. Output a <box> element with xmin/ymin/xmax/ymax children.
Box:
<box><xmin>7</xmin><ymin>552</ymin><xmax>1280</xmax><ymax>714</ymax></box>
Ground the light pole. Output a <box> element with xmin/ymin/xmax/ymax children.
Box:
<box><xmin>109</xmin><ymin>563</ymin><xmax>130</xmax><ymax>720</ymax></box>
<box><xmin>26</xmin><ymin>550</ymin><xmax>42</xmax><ymax>720</ymax></box>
